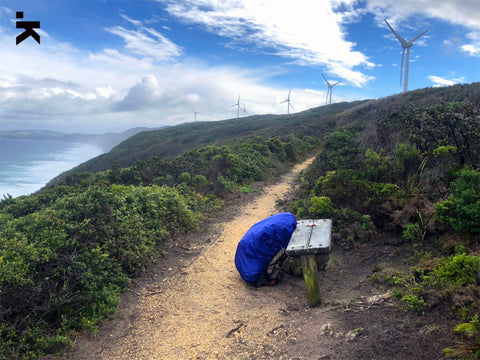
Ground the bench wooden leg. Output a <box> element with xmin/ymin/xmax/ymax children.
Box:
<box><xmin>301</xmin><ymin>255</ymin><xmax>321</xmax><ymax>307</ymax></box>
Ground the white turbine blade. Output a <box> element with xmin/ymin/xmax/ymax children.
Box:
<box><xmin>384</xmin><ymin>18</ymin><xmax>407</xmax><ymax>46</ymax></box>
<box><xmin>280</xmin><ymin>99</ymin><xmax>288</xmax><ymax>104</ymax></box>
<box><xmin>322</xmin><ymin>73</ymin><xmax>331</xmax><ymax>87</ymax></box>
<box><xmin>231</xmin><ymin>95</ymin><xmax>240</xmax><ymax>107</ymax></box>
<box><xmin>332</xmin><ymin>81</ymin><xmax>341</xmax><ymax>87</ymax></box>
<box><xmin>322</xmin><ymin>73</ymin><xmax>330</xmax><ymax>86</ymax></box>
<box><xmin>232</xmin><ymin>94</ymin><xmax>239</xmax><ymax>107</ymax></box>
<box><xmin>409</xmin><ymin>29</ymin><xmax>429</xmax><ymax>44</ymax></box>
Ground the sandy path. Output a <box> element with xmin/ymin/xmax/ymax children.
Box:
<box><xmin>59</xmin><ymin>158</ymin><xmax>314</xmax><ymax>360</ymax></box>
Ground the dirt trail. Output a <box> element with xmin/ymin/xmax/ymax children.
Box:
<box><xmin>51</xmin><ymin>156</ymin><xmax>453</xmax><ymax>360</ymax></box>
<box><xmin>56</xmin><ymin>158</ymin><xmax>314</xmax><ymax>360</ymax></box>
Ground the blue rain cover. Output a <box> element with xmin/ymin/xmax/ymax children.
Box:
<box><xmin>235</xmin><ymin>212</ymin><xmax>297</xmax><ymax>284</ymax></box>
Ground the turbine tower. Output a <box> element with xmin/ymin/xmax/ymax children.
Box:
<box><xmin>191</xmin><ymin>108</ymin><xmax>199</xmax><ymax>121</ymax></box>
<box><xmin>231</xmin><ymin>94</ymin><xmax>241</xmax><ymax>118</ymax></box>
<box><xmin>280</xmin><ymin>88</ymin><xmax>294</xmax><ymax>114</ymax></box>
<box><xmin>322</xmin><ymin>73</ymin><xmax>341</xmax><ymax>104</ymax></box>
<box><xmin>384</xmin><ymin>18</ymin><xmax>429</xmax><ymax>93</ymax></box>
<box><xmin>242</xmin><ymin>103</ymin><xmax>247</xmax><ymax>117</ymax></box>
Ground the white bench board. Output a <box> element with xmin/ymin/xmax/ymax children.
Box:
<box><xmin>286</xmin><ymin>219</ymin><xmax>332</xmax><ymax>256</ymax></box>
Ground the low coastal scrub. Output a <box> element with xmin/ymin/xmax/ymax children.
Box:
<box><xmin>286</xmin><ymin>99</ymin><xmax>480</xmax><ymax>358</ymax></box>
<box><xmin>0</xmin><ymin>184</ymin><xmax>199</xmax><ymax>359</ymax></box>
<box><xmin>0</xmin><ymin>135</ymin><xmax>316</xmax><ymax>359</ymax></box>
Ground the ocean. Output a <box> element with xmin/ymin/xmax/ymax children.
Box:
<box><xmin>0</xmin><ymin>138</ymin><xmax>103</xmax><ymax>198</ymax></box>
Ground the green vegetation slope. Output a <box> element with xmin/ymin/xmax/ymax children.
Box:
<box><xmin>2</xmin><ymin>82</ymin><xmax>480</xmax><ymax>359</ymax></box>
<box><xmin>48</xmin><ymin>100</ymin><xmax>367</xmax><ymax>183</ymax></box>
<box><xmin>283</xmin><ymin>82</ymin><xmax>480</xmax><ymax>359</ymax></box>
<box><xmin>0</xmin><ymin>131</ymin><xmax>318</xmax><ymax>359</ymax></box>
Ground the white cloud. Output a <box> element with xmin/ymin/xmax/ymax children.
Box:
<box><xmin>156</xmin><ymin>0</ymin><xmax>375</xmax><ymax>87</ymax></box>
<box><xmin>104</xmin><ymin>25</ymin><xmax>182</xmax><ymax>61</ymax></box>
<box><xmin>0</xmin><ymin>10</ymin><xmax>187</xmax><ymax>131</ymax></box>
<box><xmin>2</xmin><ymin>4</ymin><xmax>362</xmax><ymax>133</ymax></box>
<box><xmin>461</xmin><ymin>32</ymin><xmax>480</xmax><ymax>57</ymax></box>
<box><xmin>10</xmin><ymin>1</ymin><xmax>480</xmax><ymax>133</ymax></box>
<box><xmin>114</xmin><ymin>74</ymin><xmax>164</xmax><ymax>111</ymax></box>
<box><xmin>428</xmin><ymin>75</ymin><xmax>465</xmax><ymax>87</ymax></box>
<box><xmin>96</xmin><ymin>86</ymin><xmax>116</xmax><ymax>99</ymax></box>
<box><xmin>112</xmin><ymin>66</ymin><xmax>334</xmax><ymax>123</ymax></box>
<box><xmin>462</xmin><ymin>44</ymin><xmax>480</xmax><ymax>56</ymax></box>
<box><xmin>119</xmin><ymin>13</ymin><xmax>142</xmax><ymax>27</ymax></box>
<box><xmin>0</xmin><ymin>18</ymin><xmax>334</xmax><ymax>133</ymax></box>
<box><xmin>364</xmin><ymin>0</ymin><xmax>480</xmax><ymax>30</ymax></box>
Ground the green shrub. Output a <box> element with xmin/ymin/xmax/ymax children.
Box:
<box><xmin>395</xmin><ymin>143</ymin><xmax>420</xmax><ymax>175</ymax></box>
<box><xmin>192</xmin><ymin>174</ymin><xmax>209</xmax><ymax>187</ymax></box>
<box><xmin>435</xmin><ymin>168</ymin><xmax>480</xmax><ymax>233</ymax></box>
<box><xmin>267</xmin><ymin>137</ymin><xmax>287</xmax><ymax>162</ymax></box>
<box><xmin>331</xmin><ymin>208</ymin><xmax>362</xmax><ymax>232</ymax></box>
<box><xmin>308</xmin><ymin>196</ymin><xmax>333</xmax><ymax>217</ymax></box>
<box><xmin>178</xmin><ymin>172</ymin><xmax>192</xmax><ymax>183</ymax></box>
<box><xmin>408</xmin><ymin>101</ymin><xmax>480</xmax><ymax>168</ymax></box>
<box><xmin>402</xmin><ymin>223</ymin><xmax>422</xmax><ymax>243</ymax></box>
<box><xmin>318</xmin><ymin>128</ymin><xmax>358</xmax><ymax>171</ymax></box>
<box><xmin>444</xmin><ymin>315</ymin><xmax>480</xmax><ymax>359</ymax></box>
<box><xmin>401</xmin><ymin>294</ymin><xmax>426</xmax><ymax>315</ymax></box>
<box><xmin>369</xmin><ymin>272</ymin><xmax>380</xmax><ymax>285</ymax></box>
<box><xmin>433</xmin><ymin>145</ymin><xmax>457</xmax><ymax>158</ymax></box>
<box><xmin>360</xmin><ymin>215</ymin><xmax>371</xmax><ymax>230</ymax></box>
<box><xmin>431</xmin><ymin>253</ymin><xmax>480</xmax><ymax>289</ymax></box>
<box><xmin>363</xmin><ymin>149</ymin><xmax>391</xmax><ymax>180</ymax></box>
<box><xmin>0</xmin><ymin>184</ymin><xmax>199</xmax><ymax>359</ymax></box>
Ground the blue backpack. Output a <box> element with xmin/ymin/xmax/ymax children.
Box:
<box><xmin>235</xmin><ymin>212</ymin><xmax>297</xmax><ymax>286</ymax></box>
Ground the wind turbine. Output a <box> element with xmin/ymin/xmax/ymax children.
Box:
<box><xmin>231</xmin><ymin>94</ymin><xmax>241</xmax><ymax>118</ymax></box>
<box><xmin>242</xmin><ymin>103</ymin><xmax>247</xmax><ymax>117</ymax></box>
<box><xmin>280</xmin><ymin>88</ymin><xmax>294</xmax><ymax>114</ymax></box>
<box><xmin>322</xmin><ymin>73</ymin><xmax>341</xmax><ymax>104</ymax></box>
<box><xmin>191</xmin><ymin>108</ymin><xmax>199</xmax><ymax>121</ymax></box>
<box><xmin>384</xmin><ymin>18</ymin><xmax>429</xmax><ymax>93</ymax></box>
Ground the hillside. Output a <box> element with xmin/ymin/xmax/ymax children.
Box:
<box><xmin>46</xmin><ymin>81</ymin><xmax>480</xmax><ymax>359</ymax></box>
<box><xmin>1</xmin><ymin>82</ymin><xmax>480</xmax><ymax>359</ymax></box>
<box><xmin>280</xmin><ymin>82</ymin><xmax>480</xmax><ymax>358</ymax></box>
<box><xmin>47</xmin><ymin>100</ymin><xmax>367</xmax><ymax>184</ymax></box>
<box><xmin>50</xmin><ymin>82</ymin><xmax>480</xmax><ymax>185</ymax></box>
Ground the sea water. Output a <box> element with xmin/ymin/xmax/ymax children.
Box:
<box><xmin>0</xmin><ymin>138</ymin><xmax>103</xmax><ymax>198</ymax></box>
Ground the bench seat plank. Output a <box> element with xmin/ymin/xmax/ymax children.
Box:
<box><xmin>286</xmin><ymin>219</ymin><xmax>332</xmax><ymax>256</ymax></box>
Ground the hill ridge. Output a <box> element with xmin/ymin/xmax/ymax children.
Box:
<box><xmin>46</xmin><ymin>100</ymin><xmax>368</xmax><ymax>185</ymax></box>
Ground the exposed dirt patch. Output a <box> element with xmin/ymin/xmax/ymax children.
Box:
<box><xmin>46</xmin><ymin>158</ymin><xmax>455</xmax><ymax>360</ymax></box>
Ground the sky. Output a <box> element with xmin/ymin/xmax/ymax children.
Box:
<box><xmin>0</xmin><ymin>0</ymin><xmax>479</xmax><ymax>133</ymax></box>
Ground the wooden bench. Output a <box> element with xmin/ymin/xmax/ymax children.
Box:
<box><xmin>286</xmin><ymin>219</ymin><xmax>332</xmax><ymax>307</ymax></box>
